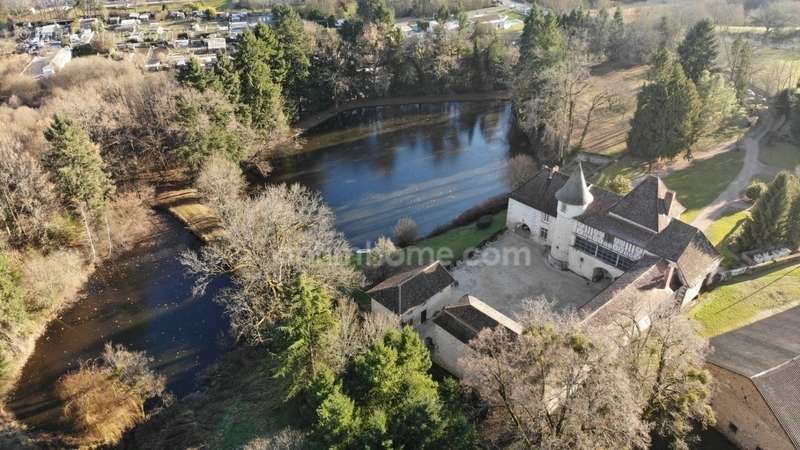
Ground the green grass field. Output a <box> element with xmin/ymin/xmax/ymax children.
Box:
<box><xmin>663</xmin><ymin>150</ymin><xmax>745</xmax><ymax>223</ymax></box>
<box><xmin>758</xmin><ymin>141</ymin><xmax>800</xmax><ymax>171</ymax></box>
<box><xmin>403</xmin><ymin>211</ymin><xmax>507</xmax><ymax>265</ymax></box>
<box><xmin>691</xmin><ymin>262</ymin><xmax>800</xmax><ymax>337</ymax></box>
<box><xmin>704</xmin><ymin>207</ymin><xmax>750</xmax><ymax>268</ymax></box>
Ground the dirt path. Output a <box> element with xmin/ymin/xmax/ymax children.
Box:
<box><xmin>293</xmin><ymin>91</ymin><xmax>512</xmax><ymax>133</ymax></box>
<box><xmin>690</xmin><ymin>115</ymin><xmax>774</xmax><ymax>231</ymax></box>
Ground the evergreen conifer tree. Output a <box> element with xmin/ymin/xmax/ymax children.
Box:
<box><xmin>737</xmin><ymin>171</ymin><xmax>799</xmax><ymax>250</ymax></box>
<box><xmin>678</xmin><ymin>19</ymin><xmax>718</xmax><ymax>83</ymax></box>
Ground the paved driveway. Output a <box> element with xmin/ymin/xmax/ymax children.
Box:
<box><xmin>448</xmin><ymin>232</ymin><xmax>608</xmax><ymax>321</ymax></box>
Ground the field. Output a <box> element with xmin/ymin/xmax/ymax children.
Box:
<box><xmin>663</xmin><ymin>149</ymin><xmax>745</xmax><ymax>223</ymax></box>
<box><xmin>750</xmin><ymin>46</ymin><xmax>800</xmax><ymax>95</ymax></box>
<box><xmin>574</xmin><ymin>64</ymin><xmax>648</xmax><ymax>156</ymax></box>
<box><xmin>758</xmin><ymin>141</ymin><xmax>800</xmax><ymax>171</ymax></box>
<box><xmin>691</xmin><ymin>262</ymin><xmax>800</xmax><ymax>336</ymax></box>
<box><xmin>704</xmin><ymin>207</ymin><xmax>749</xmax><ymax>267</ymax></box>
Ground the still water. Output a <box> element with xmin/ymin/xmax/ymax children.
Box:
<box><xmin>272</xmin><ymin>101</ymin><xmax>523</xmax><ymax>247</ymax></box>
<box><xmin>8</xmin><ymin>218</ymin><xmax>229</xmax><ymax>431</ymax></box>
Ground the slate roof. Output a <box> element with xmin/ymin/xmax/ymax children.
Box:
<box><xmin>510</xmin><ymin>167</ymin><xmax>568</xmax><ymax>218</ymax></box>
<box><xmin>367</xmin><ymin>261</ymin><xmax>455</xmax><ymax>315</ymax></box>
<box><xmin>707</xmin><ymin>306</ymin><xmax>800</xmax><ymax>448</ymax></box>
<box><xmin>609</xmin><ymin>176</ymin><xmax>684</xmax><ymax>233</ymax></box>
<box><xmin>433</xmin><ymin>295</ymin><xmax>522</xmax><ymax>344</ymax></box>
<box><xmin>579</xmin><ymin>256</ymin><xmax>674</xmax><ymax>325</ymax></box>
<box><xmin>555</xmin><ymin>162</ymin><xmax>593</xmax><ymax>206</ymax></box>
<box><xmin>512</xmin><ymin>169</ymin><xmax>719</xmax><ymax>284</ymax></box>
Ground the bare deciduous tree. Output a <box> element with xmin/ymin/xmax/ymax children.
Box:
<box><xmin>195</xmin><ymin>155</ymin><xmax>245</xmax><ymax>218</ymax></box>
<box><xmin>461</xmin><ymin>299</ymin><xmax>649</xmax><ymax>450</ymax></box>
<box><xmin>506</xmin><ymin>154</ymin><xmax>538</xmax><ymax>190</ymax></box>
<box><xmin>326</xmin><ymin>298</ymin><xmax>398</xmax><ymax>373</ymax></box>
<box><xmin>181</xmin><ymin>183</ymin><xmax>363</xmax><ymax>344</ymax></box>
<box><xmin>0</xmin><ymin>143</ymin><xmax>56</xmax><ymax>245</ymax></box>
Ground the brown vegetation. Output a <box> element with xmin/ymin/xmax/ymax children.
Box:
<box><xmin>57</xmin><ymin>343</ymin><xmax>168</xmax><ymax>447</ymax></box>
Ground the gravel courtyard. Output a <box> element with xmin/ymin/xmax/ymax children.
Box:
<box><xmin>448</xmin><ymin>231</ymin><xmax>609</xmax><ymax>321</ymax></box>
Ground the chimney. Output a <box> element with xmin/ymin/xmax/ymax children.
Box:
<box><xmin>663</xmin><ymin>264</ymin><xmax>675</xmax><ymax>290</ymax></box>
<box><xmin>664</xmin><ymin>190</ymin><xmax>675</xmax><ymax>214</ymax></box>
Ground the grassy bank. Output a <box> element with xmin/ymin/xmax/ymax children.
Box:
<box><xmin>663</xmin><ymin>149</ymin><xmax>745</xmax><ymax>223</ymax></box>
<box><xmin>403</xmin><ymin>211</ymin><xmax>507</xmax><ymax>266</ymax></box>
<box><xmin>758</xmin><ymin>141</ymin><xmax>800</xmax><ymax>171</ymax></box>
<box><xmin>690</xmin><ymin>262</ymin><xmax>800</xmax><ymax>337</ymax></box>
<box><xmin>704</xmin><ymin>207</ymin><xmax>750</xmax><ymax>268</ymax></box>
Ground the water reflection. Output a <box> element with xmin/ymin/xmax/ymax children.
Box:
<box><xmin>8</xmin><ymin>218</ymin><xmax>229</xmax><ymax>431</ymax></box>
<box><xmin>271</xmin><ymin>101</ymin><xmax>525</xmax><ymax>247</ymax></box>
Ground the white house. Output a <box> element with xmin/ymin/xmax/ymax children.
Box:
<box><xmin>507</xmin><ymin>164</ymin><xmax>721</xmax><ymax>306</ymax></box>
<box><xmin>28</xmin><ymin>47</ymin><xmax>72</xmax><ymax>79</ymax></box>
<box><xmin>367</xmin><ymin>261</ymin><xmax>457</xmax><ymax>327</ymax></box>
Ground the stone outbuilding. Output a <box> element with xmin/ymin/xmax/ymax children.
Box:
<box><xmin>706</xmin><ymin>306</ymin><xmax>800</xmax><ymax>450</ymax></box>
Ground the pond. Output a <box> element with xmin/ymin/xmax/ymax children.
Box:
<box><xmin>271</xmin><ymin>101</ymin><xmax>526</xmax><ymax>247</ymax></box>
<box><xmin>7</xmin><ymin>217</ymin><xmax>230</xmax><ymax>431</ymax></box>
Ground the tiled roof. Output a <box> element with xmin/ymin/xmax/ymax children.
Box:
<box><xmin>433</xmin><ymin>295</ymin><xmax>522</xmax><ymax>344</ymax></box>
<box><xmin>708</xmin><ymin>306</ymin><xmax>800</xmax><ymax>448</ymax></box>
<box><xmin>555</xmin><ymin>162</ymin><xmax>593</xmax><ymax>206</ymax></box>
<box><xmin>753</xmin><ymin>359</ymin><xmax>800</xmax><ymax>449</ymax></box>
<box><xmin>646</xmin><ymin>220</ymin><xmax>721</xmax><ymax>286</ymax></box>
<box><xmin>367</xmin><ymin>261</ymin><xmax>455</xmax><ymax>315</ymax></box>
<box><xmin>579</xmin><ymin>256</ymin><xmax>674</xmax><ymax>325</ymax></box>
<box><xmin>609</xmin><ymin>175</ymin><xmax>684</xmax><ymax>233</ymax></box>
<box><xmin>510</xmin><ymin>168</ymin><xmax>568</xmax><ymax>218</ymax></box>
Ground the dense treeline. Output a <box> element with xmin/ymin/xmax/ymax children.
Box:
<box><xmin>178</xmin><ymin>2</ymin><xmax>515</xmax><ymax>127</ymax></box>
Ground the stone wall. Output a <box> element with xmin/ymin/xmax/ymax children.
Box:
<box><xmin>707</xmin><ymin>363</ymin><xmax>794</xmax><ymax>450</ymax></box>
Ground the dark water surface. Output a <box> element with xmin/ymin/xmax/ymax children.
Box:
<box><xmin>272</xmin><ymin>101</ymin><xmax>522</xmax><ymax>247</ymax></box>
<box><xmin>8</xmin><ymin>218</ymin><xmax>229</xmax><ymax>431</ymax></box>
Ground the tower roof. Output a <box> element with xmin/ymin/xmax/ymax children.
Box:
<box><xmin>555</xmin><ymin>162</ymin><xmax>593</xmax><ymax>206</ymax></box>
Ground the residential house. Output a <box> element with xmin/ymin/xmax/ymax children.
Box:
<box><xmin>366</xmin><ymin>261</ymin><xmax>457</xmax><ymax>327</ymax></box>
<box><xmin>706</xmin><ymin>306</ymin><xmax>800</xmax><ymax>450</ymax></box>
<box><xmin>507</xmin><ymin>164</ymin><xmax>721</xmax><ymax>306</ymax></box>
<box><xmin>26</xmin><ymin>47</ymin><xmax>71</xmax><ymax>79</ymax></box>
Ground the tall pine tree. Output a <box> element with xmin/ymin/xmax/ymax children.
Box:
<box><xmin>275</xmin><ymin>275</ymin><xmax>337</xmax><ymax>399</ymax></box>
<box><xmin>737</xmin><ymin>171</ymin><xmax>799</xmax><ymax>250</ymax></box>
<box><xmin>208</xmin><ymin>54</ymin><xmax>240</xmax><ymax>105</ymax></box>
<box><xmin>627</xmin><ymin>52</ymin><xmax>701</xmax><ymax>159</ymax></box>
<box><xmin>234</xmin><ymin>28</ymin><xmax>286</xmax><ymax>131</ymax></box>
<box><xmin>44</xmin><ymin>115</ymin><xmax>114</xmax><ymax>261</ymax></box>
<box><xmin>176</xmin><ymin>57</ymin><xmax>207</xmax><ymax>91</ymax></box>
<box><xmin>677</xmin><ymin>19</ymin><xmax>718</xmax><ymax>83</ymax></box>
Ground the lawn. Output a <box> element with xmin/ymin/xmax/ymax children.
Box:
<box><xmin>663</xmin><ymin>149</ymin><xmax>745</xmax><ymax>223</ymax></box>
<box><xmin>758</xmin><ymin>141</ymin><xmax>800</xmax><ymax>171</ymax></box>
<box><xmin>704</xmin><ymin>207</ymin><xmax>750</xmax><ymax>268</ymax></box>
<box><xmin>593</xmin><ymin>158</ymin><xmax>651</xmax><ymax>189</ymax></box>
<box><xmin>403</xmin><ymin>211</ymin><xmax>507</xmax><ymax>265</ymax></box>
<box><xmin>690</xmin><ymin>262</ymin><xmax>800</xmax><ymax>337</ymax></box>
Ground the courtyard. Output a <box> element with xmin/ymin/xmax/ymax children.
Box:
<box><xmin>447</xmin><ymin>232</ymin><xmax>610</xmax><ymax>321</ymax></box>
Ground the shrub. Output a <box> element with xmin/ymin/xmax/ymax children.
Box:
<box><xmin>606</xmin><ymin>174</ymin><xmax>633</xmax><ymax>195</ymax></box>
<box><xmin>58</xmin><ymin>343</ymin><xmax>168</xmax><ymax>447</ymax></box>
<box><xmin>21</xmin><ymin>250</ymin><xmax>85</xmax><ymax>312</ymax></box>
<box><xmin>44</xmin><ymin>213</ymin><xmax>83</xmax><ymax>250</ymax></box>
<box><xmin>0</xmin><ymin>254</ymin><xmax>26</xmax><ymax>325</ymax></box>
<box><xmin>195</xmin><ymin>155</ymin><xmax>245</xmax><ymax>215</ymax></box>
<box><xmin>393</xmin><ymin>217</ymin><xmax>418</xmax><ymax>246</ymax></box>
<box><xmin>745</xmin><ymin>180</ymin><xmax>768</xmax><ymax>202</ymax></box>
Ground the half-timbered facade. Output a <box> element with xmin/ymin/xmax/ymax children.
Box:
<box><xmin>507</xmin><ymin>164</ymin><xmax>721</xmax><ymax>305</ymax></box>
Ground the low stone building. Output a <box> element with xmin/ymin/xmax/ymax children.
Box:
<box><xmin>706</xmin><ymin>306</ymin><xmax>800</xmax><ymax>450</ymax></box>
<box><xmin>366</xmin><ymin>261</ymin><xmax>456</xmax><ymax>327</ymax></box>
<box><xmin>424</xmin><ymin>295</ymin><xmax>521</xmax><ymax>378</ymax></box>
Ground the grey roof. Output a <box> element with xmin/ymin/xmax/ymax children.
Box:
<box><xmin>433</xmin><ymin>295</ymin><xmax>521</xmax><ymax>344</ymax></box>
<box><xmin>579</xmin><ymin>256</ymin><xmax>674</xmax><ymax>324</ymax></box>
<box><xmin>753</xmin><ymin>359</ymin><xmax>800</xmax><ymax>449</ymax></box>
<box><xmin>646</xmin><ymin>220</ymin><xmax>720</xmax><ymax>286</ymax></box>
<box><xmin>609</xmin><ymin>175</ymin><xmax>684</xmax><ymax>233</ymax></box>
<box><xmin>708</xmin><ymin>306</ymin><xmax>800</xmax><ymax>377</ymax></box>
<box><xmin>555</xmin><ymin>162</ymin><xmax>593</xmax><ymax>206</ymax></box>
<box><xmin>708</xmin><ymin>306</ymin><xmax>800</xmax><ymax>448</ymax></box>
<box><xmin>510</xmin><ymin>167</ymin><xmax>568</xmax><ymax>217</ymax></box>
<box><xmin>511</xmin><ymin>169</ymin><xmax>720</xmax><ymax>281</ymax></box>
<box><xmin>368</xmin><ymin>261</ymin><xmax>455</xmax><ymax>314</ymax></box>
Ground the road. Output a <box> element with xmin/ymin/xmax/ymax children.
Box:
<box><xmin>690</xmin><ymin>114</ymin><xmax>774</xmax><ymax>231</ymax></box>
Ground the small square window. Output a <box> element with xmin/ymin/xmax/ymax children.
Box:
<box><xmin>604</xmin><ymin>233</ymin><xmax>614</xmax><ymax>244</ymax></box>
<box><xmin>539</xmin><ymin>228</ymin><xmax>548</xmax><ymax>240</ymax></box>
<box><xmin>560</xmin><ymin>203</ymin><xmax>567</xmax><ymax>213</ymax></box>
<box><xmin>421</xmin><ymin>309</ymin><xmax>427</xmax><ymax>323</ymax></box>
